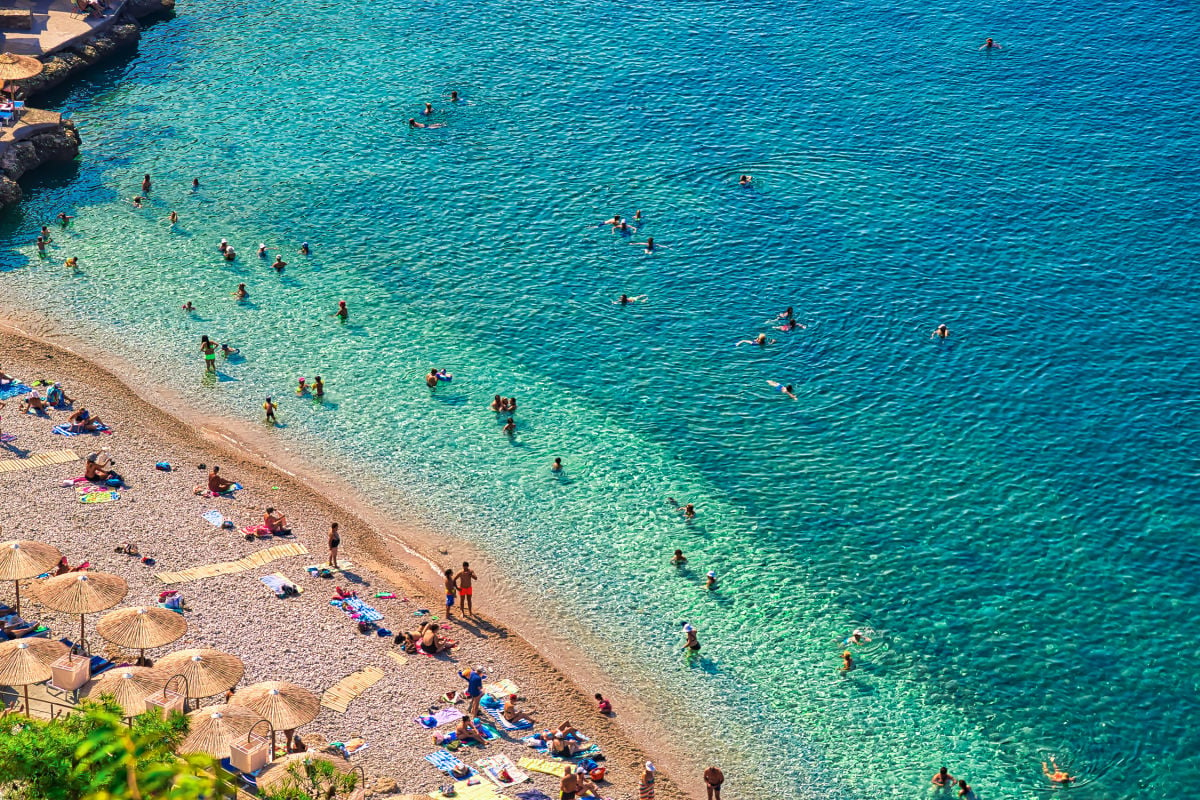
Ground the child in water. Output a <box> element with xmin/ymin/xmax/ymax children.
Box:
<box><xmin>263</xmin><ymin>397</ymin><xmax>277</xmax><ymax>424</ymax></box>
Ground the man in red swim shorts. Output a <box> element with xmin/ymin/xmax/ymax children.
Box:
<box><xmin>455</xmin><ymin>561</ymin><xmax>478</xmax><ymax>615</ymax></box>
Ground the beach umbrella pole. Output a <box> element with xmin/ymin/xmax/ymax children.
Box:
<box><xmin>13</xmin><ymin>580</ymin><xmax>20</xmax><ymax>616</ymax></box>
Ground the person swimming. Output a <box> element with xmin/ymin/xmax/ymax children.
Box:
<box><xmin>681</xmin><ymin>623</ymin><xmax>701</xmax><ymax>654</ymax></box>
<box><xmin>192</xmin><ymin>177</ymin><xmax>200</xmax><ymax>189</ymax></box>
<box><xmin>35</xmin><ymin>236</ymin><xmax>46</xmax><ymax>254</ymax></box>
<box><xmin>64</xmin><ymin>256</ymin><xmax>78</xmax><ymax>269</ymax></box>
<box><xmin>224</xmin><ymin>246</ymin><xmax>237</xmax><ymax>261</ymax></box>
<box><xmin>131</xmin><ymin>196</ymin><xmax>143</xmax><ymax>208</ymax></box>
<box><xmin>408</xmin><ymin>118</ymin><xmax>446</xmax><ymax>129</ymax></box>
<box><xmin>980</xmin><ymin>37</ymin><xmax>1001</xmax><ymax>50</ymax></box>
<box><xmin>56</xmin><ymin>212</ymin><xmax>73</xmax><ymax>226</ymax></box>
<box><xmin>502</xmin><ymin>417</ymin><xmax>516</xmax><ymax>435</ymax></box>
<box><xmin>299</xmin><ymin>242</ymin><xmax>310</xmax><ymax>255</ymax></box>
<box><xmin>422</xmin><ymin>102</ymin><xmax>433</xmax><ymax>116</ymax></box>
<box><xmin>633</xmin><ymin>209</ymin><xmax>642</xmax><ymax>222</ymax></box>
<box><xmin>312</xmin><ymin>375</ymin><xmax>324</xmax><ymax>398</ymax></box>
<box><xmin>705</xmin><ymin>571</ymin><xmax>718</xmax><ymax>590</ymax></box>
<box><xmin>220</xmin><ymin>342</ymin><xmax>239</xmax><ymax>356</ymax></box>
<box><xmin>933</xmin><ymin>323</ymin><xmax>949</xmax><ymax>338</ymax></box>
<box><xmin>616</xmin><ymin>220</ymin><xmax>637</xmax><ymax>235</ymax></box>
<box><xmin>671</xmin><ymin>549</ymin><xmax>687</xmax><ymax>566</ymax></box>
<box><xmin>614</xmin><ymin>294</ymin><xmax>647</xmax><ymax>304</ymax></box>
<box><xmin>681</xmin><ymin>503</ymin><xmax>696</xmax><ymax>519</ymax></box>
<box><xmin>551</xmin><ymin>457</ymin><xmax>562</xmax><ymax>472</ymax></box>
<box><xmin>932</xmin><ymin>768</ymin><xmax>955</xmax><ymax>787</ymax></box>
<box><xmin>168</xmin><ymin>210</ymin><xmax>178</xmax><ymax>225</ymax></box>
<box><xmin>426</xmin><ymin>368</ymin><xmax>452</xmax><ymax>388</ymax></box>
<box><xmin>182</xmin><ymin>301</ymin><xmax>195</xmax><ymax>312</ymax></box>
<box><xmin>40</xmin><ymin>226</ymin><xmax>52</xmax><ymax>242</ymax></box>
<box><xmin>840</xmin><ymin>650</ymin><xmax>855</xmax><ymax>672</ymax></box>
<box><xmin>218</xmin><ymin>239</ymin><xmax>228</xmax><ymax>254</ymax></box>
<box><xmin>602</xmin><ymin>214</ymin><xmax>623</xmax><ymax>227</ymax></box>
<box><xmin>1042</xmin><ymin>758</ymin><xmax>1075</xmax><ymax>784</ymax></box>
<box><xmin>333</xmin><ymin>300</ymin><xmax>348</xmax><ymax>321</ymax></box>
<box><xmin>296</xmin><ymin>376</ymin><xmax>308</xmax><ymax>395</ymax></box>
<box><xmin>490</xmin><ymin>395</ymin><xmax>504</xmax><ymax>412</ymax></box>
<box><xmin>450</xmin><ymin>90</ymin><xmax>460</xmax><ymax>102</ymax></box>
<box><xmin>234</xmin><ymin>283</ymin><xmax>248</xmax><ymax>300</ymax></box>
<box><xmin>632</xmin><ymin>236</ymin><xmax>658</xmax><ymax>254</ymax></box>
<box><xmin>735</xmin><ymin>333</ymin><xmax>776</xmax><ymax>347</ymax></box>
<box><xmin>272</xmin><ymin>256</ymin><xmax>287</xmax><ymax>272</ymax></box>
<box><xmin>258</xmin><ymin>244</ymin><xmax>268</xmax><ymax>258</ymax></box>
<box><xmin>845</xmin><ymin>628</ymin><xmax>871</xmax><ymax>645</ymax></box>
<box><xmin>738</xmin><ymin>174</ymin><xmax>752</xmax><ymax>185</ymax></box>
<box><xmin>775</xmin><ymin>318</ymin><xmax>805</xmax><ymax>332</ymax></box>
<box><xmin>767</xmin><ymin>380</ymin><xmax>797</xmax><ymax>400</ymax></box>
<box><xmin>141</xmin><ymin>174</ymin><xmax>152</xmax><ymax>193</ymax></box>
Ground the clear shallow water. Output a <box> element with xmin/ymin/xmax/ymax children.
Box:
<box><xmin>3</xmin><ymin>0</ymin><xmax>1200</xmax><ymax>797</ymax></box>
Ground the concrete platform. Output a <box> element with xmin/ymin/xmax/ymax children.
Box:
<box><xmin>0</xmin><ymin>0</ymin><xmax>127</xmax><ymax>56</ymax></box>
<box><xmin>0</xmin><ymin>107</ymin><xmax>64</xmax><ymax>156</ymax></box>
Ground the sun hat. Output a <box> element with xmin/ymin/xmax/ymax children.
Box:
<box><xmin>645</xmin><ymin>761</ymin><xmax>655</xmax><ymax>772</ymax></box>
<box><xmin>682</xmin><ymin>623</ymin><xmax>695</xmax><ymax>633</ymax></box>
<box><xmin>706</xmin><ymin>571</ymin><xmax>716</xmax><ymax>578</ymax></box>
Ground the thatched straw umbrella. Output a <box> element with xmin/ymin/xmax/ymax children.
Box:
<box><xmin>230</xmin><ymin>681</ymin><xmax>320</xmax><ymax>753</ymax></box>
<box><xmin>96</xmin><ymin>606</ymin><xmax>187</xmax><ymax>665</ymax></box>
<box><xmin>32</xmin><ymin>571</ymin><xmax>128</xmax><ymax>657</ymax></box>
<box><xmin>177</xmin><ymin>703</ymin><xmax>264</xmax><ymax>760</ymax></box>
<box><xmin>0</xmin><ymin>539</ymin><xmax>63</xmax><ymax>615</ymax></box>
<box><xmin>256</xmin><ymin>750</ymin><xmax>352</xmax><ymax>795</ymax></box>
<box><xmin>0</xmin><ymin>53</ymin><xmax>44</xmax><ymax>106</ymax></box>
<box><xmin>83</xmin><ymin>665</ymin><xmax>164</xmax><ymax>717</ymax></box>
<box><xmin>155</xmin><ymin>648</ymin><xmax>244</xmax><ymax>701</ymax></box>
<box><xmin>0</xmin><ymin>637</ymin><xmax>68</xmax><ymax>715</ymax></box>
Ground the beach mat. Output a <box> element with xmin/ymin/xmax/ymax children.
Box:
<box><xmin>260</xmin><ymin>573</ymin><xmax>302</xmax><ymax>598</ymax></box>
<box><xmin>0</xmin><ymin>434</ymin><xmax>16</xmax><ymax>443</ymax></box>
<box><xmin>429</xmin><ymin>779</ymin><xmax>502</xmax><ymax>800</ymax></box>
<box><xmin>0</xmin><ymin>383</ymin><xmax>32</xmax><ymax>401</ymax></box>
<box><xmin>477</xmin><ymin>754</ymin><xmax>529</xmax><ymax>788</ymax></box>
<box><xmin>320</xmin><ymin>665</ymin><xmax>384</xmax><ymax>713</ymax></box>
<box><xmin>386</xmin><ymin>651</ymin><xmax>408</xmax><ymax>667</ymax></box>
<box><xmin>481</xmin><ymin>679</ymin><xmax>519</xmax><ymax>697</ymax></box>
<box><xmin>51</xmin><ymin>424</ymin><xmax>111</xmax><ymax>437</ymax></box>
<box><xmin>78</xmin><ymin>490</ymin><xmax>119</xmax><ymax>504</ymax></box>
<box><xmin>156</xmin><ymin>542</ymin><xmax>308</xmax><ymax>585</ymax></box>
<box><xmin>425</xmin><ymin>750</ymin><xmax>473</xmax><ymax>777</ymax></box>
<box><xmin>517</xmin><ymin>757</ymin><xmax>570</xmax><ymax>778</ymax></box>
<box><xmin>0</xmin><ymin>450</ymin><xmax>78</xmax><ymax>474</ymax></box>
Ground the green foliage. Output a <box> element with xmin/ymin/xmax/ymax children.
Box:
<box><xmin>0</xmin><ymin>698</ymin><xmax>234</xmax><ymax>800</ymax></box>
<box><xmin>260</xmin><ymin>756</ymin><xmax>360</xmax><ymax>800</ymax></box>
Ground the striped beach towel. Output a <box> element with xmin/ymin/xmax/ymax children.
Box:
<box><xmin>485</xmin><ymin>706</ymin><xmax>533</xmax><ymax>730</ymax></box>
<box><xmin>425</xmin><ymin>749</ymin><xmax>473</xmax><ymax>777</ymax></box>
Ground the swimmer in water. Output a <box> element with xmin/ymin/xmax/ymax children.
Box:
<box><xmin>35</xmin><ymin>236</ymin><xmax>46</xmax><ymax>254</ymax></box>
<box><xmin>40</xmin><ymin>226</ymin><xmax>52</xmax><ymax>242</ymax></box>
<box><xmin>192</xmin><ymin>177</ymin><xmax>200</xmax><ymax>189</ymax></box>
<box><xmin>131</xmin><ymin>196</ymin><xmax>143</xmax><ymax>208</ymax></box>
<box><xmin>840</xmin><ymin>650</ymin><xmax>855</xmax><ymax>672</ymax></box>
<box><xmin>616</xmin><ymin>220</ymin><xmax>637</xmax><ymax>235</ymax></box>
<box><xmin>633</xmin><ymin>209</ymin><xmax>642</xmax><ymax>222</ymax></box>
<box><xmin>705</xmin><ymin>571</ymin><xmax>718</xmax><ymax>590</ymax></box>
<box><xmin>957</xmin><ymin>780</ymin><xmax>973</xmax><ymax>798</ymax></box>
<box><xmin>776</xmin><ymin>318</ymin><xmax>806</xmax><ymax>332</ymax></box>
<box><xmin>263</xmin><ymin>396</ymin><xmax>277</xmax><ymax>424</ymax></box>
<box><xmin>426</xmin><ymin>369</ymin><xmax>441</xmax><ymax>388</ymax></box>
<box><xmin>272</xmin><ymin>256</ymin><xmax>287</xmax><ymax>272</ymax></box>
<box><xmin>846</xmin><ymin>629</ymin><xmax>871</xmax><ymax>645</ymax></box>
<box><xmin>738</xmin><ymin>175</ymin><xmax>752</xmax><ymax>185</ymax></box>
<box><xmin>218</xmin><ymin>239</ymin><xmax>228</xmax><ymax>254</ymax></box>
<box><xmin>296</xmin><ymin>377</ymin><xmax>308</xmax><ymax>395</ymax></box>
<box><xmin>490</xmin><ymin>395</ymin><xmax>504</xmax><ymax>412</ymax></box>
<box><xmin>182</xmin><ymin>301</ymin><xmax>195</xmax><ymax>313</ymax></box>
<box><xmin>933</xmin><ymin>323</ymin><xmax>949</xmax><ymax>339</ymax></box>
<box><xmin>777</xmin><ymin>306</ymin><xmax>794</xmax><ymax>320</ymax></box>
<box><xmin>168</xmin><ymin>211</ymin><xmax>178</xmax><ymax>225</ymax></box>
<box><xmin>681</xmin><ymin>503</ymin><xmax>696</xmax><ymax>520</ymax></box>
<box><xmin>681</xmin><ymin>623</ymin><xmax>701</xmax><ymax>654</ymax></box>
<box><xmin>450</xmin><ymin>90</ymin><xmax>460</xmax><ymax>102</ymax></box>
<box><xmin>312</xmin><ymin>375</ymin><xmax>324</xmax><ymax>398</ymax></box>
<box><xmin>141</xmin><ymin>174</ymin><xmax>152</xmax><ymax>192</ymax></box>
<box><xmin>422</xmin><ymin>102</ymin><xmax>433</xmax><ymax>116</ymax></box>
<box><xmin>234</xmin><ymin>283</ymin><xmax>248</xmax><ymax>300</ymax></box>
<box><xmin>333</xmin><ymin>300</ymin><xmax>348</xmax><ymax>321</ymax></box>
<box><xmin>258</xmin><ymin>244</ymin><xmax>268</xmax><ymax>258</ymax></box>
<box><xmin>220</xmin><ymin>343</ymin><xmax>239</xmax><ymax>356</ymax></box>
<box><xmin>64</xmin><ymin>256</ymin><xmax>78</xmax><ymax>269</ymax></box>
<box><xmin>502</xmin><ymin>417</ymin><xmax>516</xmax><ymax>435</ymax></box>
<box><xmin>551</xmin><ymin>457</ymin><xmax>562</xmax><ymax>472</ymax></box>
<box><xmin>224</xmin><ymin>246</ymin><xmax>237</xmax><ymax>261</ymax></box>
<box><xmin>504</xmin><ymin>396</ymin><xmax>517</xmax><ymax>412</ymax></box>
<box><xmin>408</xmin><ymin>118</ymin><xmax>446</xmax><ymax>129</ymax></box>
<box><xmin>299</xmin><ymin>242</ymin><xmax>310</xmax><ymax>255</ymax></box>
<box><xmin>56</xmin><ymin>212</ymin><xmax>73</xmax><ymax>226</ymax></box>
<box><xmin>1042</xmin><ymin>759</ymin><xmax>1075</xmax><ymax>784</ymax></box>
<box><xmin>601</xmin><ymin>214</ymin><xmax>623</xmax><ymax>227</ymax></box>
<box><xmin>632</xmin><ymin>237</ymin><xmax>658</xmax><ymax>254</ymax></box>
<box><xmin>200</xmin><ymin>335</ymin><xmax>217</xmax><ymax>373</ymax></box>
<box><xmin>671</xmin><ymin>549</ymin><xmax>686</xmax><ymax>566</ymax></box>
<box><xmin>980</xmin><ymin>37</ymin><xmax>1001</xmax><ymax>50</ymax></box>
<box><xmin>932</xmin><ymin>768</ymin><xmax>955</xmax><ymax>787</ymax></box>
<box><xmin>736</xmin><ymin>333</ymin><xmax>776</xmax><ymax>347</ymax></box>
<box><xmin>767</xmin><ymin>380</ymin><xmax>797</xmax><ymax>400</ymax></box>
<box><xmin>614</xmin><ymin>294</ymin><xmax>647</xmax><ymax>304</ymax></box>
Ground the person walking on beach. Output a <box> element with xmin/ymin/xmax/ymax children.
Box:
<box><xmin>703</xmin><ymin>766</ymin><xmax>724</xmax><ymax>800</ymax></box>
<box><xmin>200</xmin><ymin>335</ymin><xmax>217</xmax><ymax>373</ymax></box>
<box><xmin>455</xmin><ymin>561</ymin><xmax>478</xmax><ymax>615</ymax></box>
<box><xmin>639</xmin><ymin>762</ymin><xmax>656</xmax><ymax>800</ymax></box>
<box><xmin>443</xmin><ymin>567</ymin><xmax>457</xmax><ymax>617</ymax></box>
<box><xmin>327</xmin><ymin>522</ymin><xmax>341</xmax><ymax>568</ymax></box>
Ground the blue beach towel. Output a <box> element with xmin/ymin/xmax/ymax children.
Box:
<box><xmin>201</xmin><ymin>510</ymin><xmax>225</xmax><ymax>526</ymax></box>
<box><xmin>52</xmin><ymin>423</ymin><xmax>110</xmax><ymax>437</ymax></box>
<box><xmin>486</xmin><ymin>706</ymin><xmax>534</xmax><ymax>731</ymax></box>
<box><xmin>425</xmin><ymin>750</ymin><xmax>474</xmax><ymax>776</ymax></box>
<box><xmin>0</xmin><ymin>383</ymin><xmax>32</xmax><ymax>401</ymax></box>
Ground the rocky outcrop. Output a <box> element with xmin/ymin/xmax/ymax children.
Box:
<box><xmin>126</xmin><ymin>0</ymin><xmax>176</xmax><ymax>18</ymax></box>
<box><xmin>0</xmin><ymin>119</ymin><xmax>81</xmax><ymax>212</ymax></box>
<box><xmin>21</xmin><ymin>21</ymin><xmax>141</xmax><ymax>97</ymax></box>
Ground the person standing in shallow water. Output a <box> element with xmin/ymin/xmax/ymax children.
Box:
<box><xmin>455</xmin><ymin>561</ymin><xmax>478</xmax><ymax>615</ymax></box>
<box><xmin>142</xmin><ymin>174</ymin><xmax>151</xmax><ymax>193</ymax></box>
<box><xmin>443</xmin><ymin>567</ymin><xmax>457</xmax><ymax>618</ymax></box>
<box><xmin>200</xmin><ymin>335</ymin><xmax>217</xmax><ymax>373</ymax></box>
<box><xmin>703</xmin><ymin>766</ymin><xmax>724</xmax><ymax>800</ymax></box>
<box><xmin>333</xmin><ymin>300</ymin><xmax>348</xmax><ymax>322</ymax></box>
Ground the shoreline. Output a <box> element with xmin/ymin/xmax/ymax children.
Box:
<box><xmin>0</xmin><ymin>316</ymin><xmax>699</xmax><ymax>800</ymax></box>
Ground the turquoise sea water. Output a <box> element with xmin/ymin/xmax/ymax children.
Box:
<box><xmin>3</xmin><ymin>0</ymin><xmax>1200</xmax><ymax>796</ymax></box>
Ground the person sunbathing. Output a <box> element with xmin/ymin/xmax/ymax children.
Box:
<box><xmin>454</xmin><ymin>716</ymin><xmax>486</xmax><ymax>745</ymax></box>
<box><xmin>549</xmin><ymin>734</ymin><xmax>584</xmax><ymax>757</ymax></box>
<box><xmin>395</xmin><ymin>630</ymin><xmax>419</xmax><ymax>653</ymax></box>
<box><xmin>20</xmin><ymin>395</ymin><xmax>49</xmax><ymax>414</ymax></box>
<box><xmin>54</xmin><ymin>556</ymin><xmax>71</xmax><ymax>576</ymax></box>
<box><xmin>1</xmin><ymin>616</ymin><xmax>38</xmax><ymax>638</ymax></box>
<box><xmin>206</xmin><ymin>466</ymin><xmax>236</xmax><ymax>494</ymax></box>
<box><xmin>68</xmin><ymin>408</ymin><xmax>105</xmax><ymax>432</ymax></box>
<box><xmin>503</xmin><ymin>694</ymin><xmax>534</xmax><ymax>725</ymax></box>
<box><xmin>85</xmin><ymin>449</ymin><xmax>115</xmax><ymax>481</ymax></box>
<box><xmin>263</xmin><ymin>507</ymin><xmax>288</xmax><ymax>533</ymax></box>
<box><xmin>0</xmin><ymin>369</ymin><xmax>12</xmax><ymax>386</ymax></box>
<box><xmin>419</xmin><ymin>622</ymin><xmax>443</xmax><ymax>653</ymax></box>
<box><xmin>46</xmin><ymin>383</ymin><xmax>73</xmax><ymax>407</ymax></box>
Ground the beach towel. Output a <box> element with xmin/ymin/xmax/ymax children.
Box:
<box><xmin>516</xmin><ymin>757</ymin><xmax>570</xmax><ymax>778</ymax></box>
<box><xmin>330</xmin><ymin>738</ymin><xmax>369</xmax><ymax>757</ymax></box>
<box><xmin>79</xmin><ymin>490</ymin><xmax>119</xmax><ymax>504</ymax></box>
<box><xmin>0</xmin><ymin>383</ymin><xmax>32</xmax><ymax>401</ymax></box>
<box><xmin>485</xmin><ymin>706</ymin><xmax>534</xmax><ymax>731</ymax></box>
<box><xmin>201</xmin><ymin>510</ymin><xmax>225</xmax><ymax>526</ymax></box>
<box><xmin>260</xmin><ymin>573</ymin><xmax>301</xmax><ymax>598</ymax></box>
<box><xmin>416</xmin><ymin>707</ymin><xmax>464</xmax><ymax>728</ymax></box>
<box><xmin>476</xmin><ymin>754</ymin><xmax>529</xmax><ymax>788</ymax></box>
<box><xmin>52</xmin><ymin>424</ymin><xmax>111</xmax><ymax>437</ymax></box>
<box><xmin>242</xmin><ymin>525</ymin><xmax>272</xmax><ymax>537</ymax></box>
<box><xmin>430</xmin><ymin>778</ymin><xmax>502</xmax><ymax>800</ymax></box>
<box><xmin>332</xmin><ymin>595</ymin><xmax>383</xmax><ymax>623</ymax></box>
<box><xmin>515</xmin><ymin>791</ymin><xmax>555</xmax><ymax>800</ymax></box>
<box><xmin>305</xmin><ymin>560</ymin><xmax>353</xmax><ymax>574</ymax></box>
<box><xmin>481</xmin><ymin>679</ymin><xmax>520</xmax><ymax>697</ymax></box>
<box><xmin>0</xmin><ymin>434</ymin><xmax>16</xmax><ymax>443</ymax></box>
<box><xmin>425</xmin><ymin>750</ymin><xmax>474</xmax><ymax>777</ymax></box>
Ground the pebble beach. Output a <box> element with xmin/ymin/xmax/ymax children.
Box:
<box><xmin>0</xmin><ymin>328</ymin><xmax>686</xmax><ymax>800</ymax></box>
